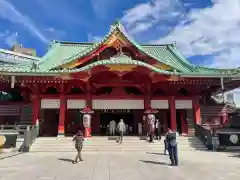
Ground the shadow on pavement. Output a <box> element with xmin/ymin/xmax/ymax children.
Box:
<box><xmin>139</xmin><ymin>160</ymin><xmax>168</xmax><ymax>165</ymax></box>
<box><xmin>146</xmin><ymin>152</ymin><xmax>166</xmax><ymax>156</ymax></box>
<box><xmin>0</xmin><ymin>152</ymin><xmax>23</xmax><ymax>160</ymax></box>
<box><xmin>228</xmin><ymin>153</ymin><xmax>240</xmax><ymax>158</ymax></box>
<box><xmin>58</xmin><ymin>158</ymin><xmax>74</xmax><ymax>162</ymax></box>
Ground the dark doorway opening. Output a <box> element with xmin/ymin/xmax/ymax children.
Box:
<box><xmin>99</xmin><ymin>110</ymin><xmax>135</xmax><ymax>136</ymax></box>
<box><xmin>176</xmin><ymin>110</ymin><xmax>182</xmax><ymax>134</ymax></box>
<box><xmin>39</xmin><ymin>109</ymin><xmax>59</xmax><ymax>137</ymax></box>
<box><xmin>165</xmin><ymin>110</ymin><xmax>185</xmax><ymax>134</ymax></box>
<box><xmin>65</xmin><ymin>109</ymin><xmax>84</xmax><ymax>136</ymax></box>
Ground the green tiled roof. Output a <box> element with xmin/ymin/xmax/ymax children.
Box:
<box><xmin>0</xmin><ymin>55</ymin><xmax>177</xmax><ymax>75</ymax></box>
<box><xmin>38</xmin><ymin>42</ymin><xmax>92</xmax><ymax>70</ymax></box>
<box><xmin>38</xmin><ymin>22</ymin><xmax>195</xmax><ymax>72</ymax></box>
<box><xmin>1</xmin><ymin>55</ymin><xmax>240</xmax><ymax>78</ymax></box>
<box><xmin>1</xmin><ymin>21</ymin><xmax>240</xmax><ymax>77</ymax></box>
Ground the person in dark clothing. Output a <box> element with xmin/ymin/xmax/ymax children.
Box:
<box><xmin>166</xmin><ymin>129</ymin><xmax>179</xmax><ymax>166</ymax></box>
<box><xmin>72</xmin><ymin>130</ymin><xmax>84</xmax><ymax>164</ymax></box>
<box><xmin>164</xmin><ymin>139</ymin><xmax>169</xmax><ymax>155</ymax></box>
<box><xmin>149</xmin><ymin>131</ymin><xmax>154</xmax><ymax>143</ymax></box>
<box><xmin>155</xmin><ymin>119</ymin><xmax>161</xmax><ymax>140</ymax></box>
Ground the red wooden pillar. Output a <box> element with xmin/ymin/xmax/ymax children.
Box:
<box><xmin>180</xmin><ymin>110</ymin><xmax>188</xmax><ymax>135</ymax></box>
<box><xmin>169</xmin><ymin>96</ymin><xmax>177</xmax><ymax>131</ymax></box>
<box><xmin>58</xmin><ymin>94</ymin><xmax>66</xmax><ymax>136</ymax></box>
<box><xmin>32</xmin><ymin>93</ymin><xmax>40</xmax><ymax>125</ymax></box>
<box><xmin>193</xmin><ymin>102</ymin><xmax>201</xmax><ymax>125</ymax></box>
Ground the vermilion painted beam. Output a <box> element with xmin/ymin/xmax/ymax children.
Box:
<box><xmin>92</xmin><ymin>83</ymin><xmax>144</xmax><ymax>87</ymax></box>
<box><xmin>91</xmin><ymin>95</ymin><xmax>145</xmax><ymax>99</ymax></box>
<box><xmin>69</xmin><ymin>45</ymin><xmax>108</xmax><ymax>68</ymax></box>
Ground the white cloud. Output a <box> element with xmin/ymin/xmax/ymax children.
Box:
<box><xmin>0</xmin><ymin>0</ymin><xmax>49</xmax><ymax>43</ymax></box>
<box><xmin>152</xmin><ymin>0</ymin><xmax>240</xmax><ymax>68</ymax></box>
<box><xmin>0</xmin><ymin>31</ymin><xmax>19</xmax><ymax>47</ymax></box>
<box><xmin>91</xmin><ymin>0</ymin><xmax>117</xmax><ymax>19</ymax></box>
<box><xmin>44</xmin><ymin>27</ymin><xmax>66</xmax><ymax>41</ymax></box>
<box><xmin>5</xmin><ymin>32</ymin><xmax>19</xmax><ymax>47</ymax></box>
<box><xmin>87</xmin><ymin>33</ymin><xmax>103</xmax><ymax>42</ymax></box>
<box><xmin>121</xmin><ymin>0</ymin><xmax>184</xmax><ymax>35</ymax></box>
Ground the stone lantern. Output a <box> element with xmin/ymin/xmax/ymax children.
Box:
<box><xmin>80</xmin><ymin>106</ymin><xmax>94</xmax><ymax>137</ymax></box>
<box><xmin>143</xmin><ymin>106</ymin><xmax>159</xmax><ymax>136</ymax></box>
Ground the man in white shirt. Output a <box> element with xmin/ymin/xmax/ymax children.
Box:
<box><xmin>117</xmin><ymin>119</ymin><xmax>126</xmax><ymax>143</ymax></box>
<box><xmin>109</xmin><ymin>120</ymin><xmax>116</xmax><ymax>136</ymax></box>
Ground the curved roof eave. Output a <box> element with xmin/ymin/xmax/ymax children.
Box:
<box><xmin>2</xmin><ymin>56</ymin><xmax>240</xmax><ymax>78</ymax></box>
<box><xmin>0</xmin><ymin>57</ymin><xmax>179</xmax><ymax>76</ymax></box>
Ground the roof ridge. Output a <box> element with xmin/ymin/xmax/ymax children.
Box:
<box><xmin>166</xmin><ymin>46</ymin><xmax>194</xmax><ymax>69</ymax></box>
<box><xmin>52</xmin><ymin>41</ymin><xmax>94</xmax><ymax>45</ymax></box>
<box><xmin>51</xmin><ymin>40</ymin><xmax>171</xmax><ymax>47</ymax></box>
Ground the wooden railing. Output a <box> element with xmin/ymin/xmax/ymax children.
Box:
<box><xmin>19</xmin><ymin>124</ymin><xmax>39</xmax><ymax>152</ymax></box>
<box><xmin>0</xmin><ymin>125</ymin><xmax>34</xmax><ymax>135</ymax></box>
<box><xmin>195</xmin><ymin>124</ymin><xmax>213</xmax><ymax>150</ymax></box>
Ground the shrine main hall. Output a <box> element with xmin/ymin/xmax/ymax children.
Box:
<box><xmin>0</xmin><ymin>22</ymin><xmax>239</xmax><ymax>137</ymax></box>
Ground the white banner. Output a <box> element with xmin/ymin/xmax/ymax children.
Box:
<box><xmin>92</xmin><ymin>99</ymin><xmax>144</xmax><ymax>109</ymax></box>
<box><xmin>67</xmin><ymin>99</ymin><xmax>86</xmax><ymax>109</ymax></box>
<box><xmin>151</xmin><ymin>100</ymin><xmax>169</xmax><ymax>109</ymax></box>
<box><xmin>175</xmin><ymin>100</ymin><xmax>192</xmax><ymax>109</ymax></box>
<box><xmin>41</xmin><ymin>99</ymin><xmax>60</xmax><ymax>109</ymax></box>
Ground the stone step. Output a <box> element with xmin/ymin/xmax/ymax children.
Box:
<box><xmin>31</xmin><ymin>143</ymin><xmax>205</xmax><ymax>147</ymax></box>
<box><xmin>30</xmin><ymin>146</ymin><xmax>207</xmax><ymax>151</ymax></box>
<box><xmin>34</xmin><ymin>137</ymin><xmax>199</xmax><ymax>141</ymax></box>
<box><xmin>29</xmin><ymin>136</ymin><xmax>207</xmax><ymax>152</ymax></box>
<box><xmin>30</xmin><ymin>148</ymin><xmax>207</xmax><ymax>152</ymax></box>
<box><xmin>33</xmin><ymin>142</ymin><xmax>202</xmax><ymax>145</ymax></box>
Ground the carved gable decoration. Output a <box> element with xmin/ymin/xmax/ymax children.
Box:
<box><xmin>105</xmin><ymin>54</ymin><xmax>137</xmax><ymax>72</ymax></box>
<box><xmin>105</xmin><ymin>31</ymin><xmax>127</xmax><ymax>47</ymax></box>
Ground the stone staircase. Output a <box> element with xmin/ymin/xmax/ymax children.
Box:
<box><xmin>30</xmin><ymin>136</ymin><xmax>207</xmax><ymax>152</ymax></box>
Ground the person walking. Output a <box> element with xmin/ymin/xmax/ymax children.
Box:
<box><xmin>109</xmin><ymin>120</ymin><xmax>116</xmax><ymax>136</ymax></box>
<box><xmin>155</xmin><ymin>119</ymin><xmax>161</xmax><ymax>140</ymax></box>
<box><xmin>138</xmin><ymin>122</ymin><xmax>143</xmax><ymax>136</ymax></box>
<box><xmin>148</xmin><ymin>115</ymin><xmax>155</xmax><ymax>143</ymax></box>
<box><xmin>72</xmin><ymin>130</ymin><xmax>84</xmax><ymax>164</ymax></box>
<box><xmin>164</xmin><ymin>136</ymin><xmax>169</xmax><ymax>155</ymax></box>
<box><xmin>166</xmin><ymin>129</ymin><xmax>179</xmax><ymax>166</ymax></box>
<box><xmin>211</xmin><ymin>128</ymin><xmax>219</xmax><ymax>151</ymax></box>
<box><xmin>117</xmin><ymin>119</ymin><xmax>126</xmax><ymax>144</ymax></box>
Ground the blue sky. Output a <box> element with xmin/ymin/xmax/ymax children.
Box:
<box><xmin>0</xmin><ymin>0</ymin><xmax>240</xmax><ymax>69</ymax></box>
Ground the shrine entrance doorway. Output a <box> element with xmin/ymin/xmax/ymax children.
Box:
<box><xmin>39</xmin><ymin>109</ymin><xmax>59</xmax><ymax>137</ymax></box>
<box><xmin>65</xmin><ymin>109</ymin><xmax>84</xmax><ymax>136</ymax></box>
<box><xmin>99</xmin><ymin>109</ymin><xmax>135</xmax><ymax>136</ymax></box>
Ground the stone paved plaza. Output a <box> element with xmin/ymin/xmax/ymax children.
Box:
<box><xmin>0</xmin><ymin>150</ymin><xmax>240</xmax><ymax>180</ymax></box>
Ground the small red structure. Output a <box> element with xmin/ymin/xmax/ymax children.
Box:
<box><xmin>80</xmin><ymin>106</ymin><xmax>94</xmax><ymax>137</ymax></box>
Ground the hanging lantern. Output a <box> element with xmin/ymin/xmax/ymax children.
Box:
<box><xmin>80</xmin><ymin>106</ymin><xmax>94</xmax><ymax>114</ymax></box>
<box><xmin>144</xmin><ymin>106</ymin><xmax>159</xmax><ymax>114</ymax></box>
